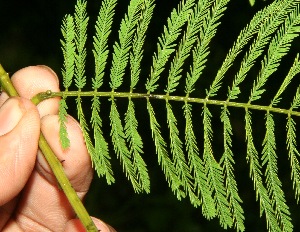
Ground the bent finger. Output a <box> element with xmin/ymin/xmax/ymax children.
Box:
<box><xmin>64</xmin><ymin>217</ymin><xmax>117</xmax><ymax>232</ymax></box>
<box><xmin>0</xmin><ymin>65</ymin><xmax>60</xmax><ymax>117</ymax></box>
<box><xmin>0</xmin><ymin>97</ymin><xmax>40</xmax><ymax>205</ymax></box>
<box><xmin>13</xmin><ymin>114</ymin><xmax>93</xmax><ymax>231</ymax></box>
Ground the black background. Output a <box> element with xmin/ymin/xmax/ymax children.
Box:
<box><xmin>1</xmin><ymin>0</ymin><xmax>300</xmax><ymax>231</ymax></box>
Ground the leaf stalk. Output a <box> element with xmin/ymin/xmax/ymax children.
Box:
<box><xmin>33</xmin><ymin>89</ymin><xmax>300</xmax><ymax>117</ymax></box>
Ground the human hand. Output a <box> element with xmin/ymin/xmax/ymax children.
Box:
<box><xmin>0</xmin><ymin>66</ymin><xmax>115</xmax><ymax>231</ymax></box>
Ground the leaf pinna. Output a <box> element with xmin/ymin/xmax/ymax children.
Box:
<box><xmin>54</xmin><ymin>0</ymin><xmax>300</xmax><ymax>231</ymax></box>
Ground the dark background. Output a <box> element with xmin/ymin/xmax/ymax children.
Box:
<box><xmin>1</xmin><ymin>0</ymin><xmax>300</xmax><ymax>231</ymax></box>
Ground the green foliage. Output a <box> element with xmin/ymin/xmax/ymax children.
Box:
<box><xmin>58</xmin><ymin>0</ymin><xmax>300</xmax><ymax>231</ymax></box>
<box><xmin>61</xmin><ymin>14</ymin><xmax>75</xmax><ymax>90</ymax></box>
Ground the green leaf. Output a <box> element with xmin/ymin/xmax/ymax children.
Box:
<box><xmin>58</xmin><ymin>98</ymin><xmax>70</xmax><ymax>149</ymax></box>
<box><xmin>245</xmin><ymin>110</ymin><xmax>281</xmax><ymax>232</ymax></box>
<box><xmin>57</xmin><ymin>1</ymin><xmax>300</xmax><ymax>231</ymax></box>
<box><xmin>146</xmin><ymin>0</ymin><xmax>195</xmax><ymax>93</ymax></box>
<box><xmin>110</xmin><ymin>0</ymin><xmax>143</xmax><ymax>90</ymax></box>
<box><xmin>74</xmin><ymin>0</ymin><xmax>89</xmax><ymax>90</ymax></box>
<box><xmin>220</xmin><ymin>107</ymin><xmax>245</xmax><ymax>231</ymax></box>
<box><xmin>147</xmin><ymin>100</ymin><xmax>184</xmax><ymax>199</ymax></box>
<box><xmin>110</xmin><ymin>100</ymin><xmax>141</xmax><ymax>192</ymax></box>
<box><xmin>262</xmin><ymin>113</ymin><xmax>293</xmax><ymax>232</ymax></box>
<box><xmin>91</xmin><ymin>96</ymin><xmax>114</xmax><ymax>184</ymax></box>
<box><xmin>203</xmin><ymin>106</ymin><xmax>233</xmax><ymax>229</ymax></box>
<box><xmin>166</xmin><ymin>101</ymin><xmax>200</xmax><ymax>205</ymax></box>
<box><xmin>92</xmin><ymin>0</ymin><xmax>117</xmax><ymax>90</ymax></box>
<box><xmin>125</xmin><ymin>100</ymin><xmax>150</xmax><ymax>193</ymax></box>
<box><xmin>249</xmin><ymin>0</ymin><xmax>255</xmax><ymax>7</ymax></box>
<box><xmin>184</xmin><ymin>103</ymin><xmax>216</xmax><ymax>218</ymax></box>
<box><xmin>61</xmin><ymin>14</ymin><xmax>75</xmax><ymax>90</ymax></box>
<box><xmin>130</xmin><ymin>0</ymin><xmax>155</xmax><ymax>90</ymax></box>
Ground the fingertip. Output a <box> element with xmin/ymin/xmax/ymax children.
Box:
<box><xmin>11</xmin><ymin>65</ymin><xmax>60</xmax><ymax>95</ymax></box>
<box><xmin>38</xmin><ymin>114</ymin><xmax>93</xmax><ymax>194</ymax></box>
<box><xmin>91</xmin><ymin>217</ymin><xmax>117</xmax><ymax>232</ymax></box>
<box><xmin>11</xmin><ymin>65</ymin><xmax>60</xmax><ymax>117</ymax></box>
<box><xmin>0</xmin><ymin>97</ymin><xmax>40</xmax><ymax>205</ymax></box>
<box><xmin>64</xmin><ymin>218</ymin><xmax>116</xmax><ymax>232</ymax></box>
<box><xmin>0</xmin><ymin>98</ymin><xmax>25</xmax><ymax>136</ymax></box>
<box><xmin>35</xmin><ymin>65</ymin><xmax>60</xmax><ymax>85</ymax></box>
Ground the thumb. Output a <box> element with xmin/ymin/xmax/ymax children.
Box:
<box><xmin>64</xmin><ymin>218</ymin><xmax>117</xmax><ymax>232</ymax></box>
<box><xmin>0</xmin><ymin>97</ymin><xmax>40</xmax><ymax>205</ymax></box>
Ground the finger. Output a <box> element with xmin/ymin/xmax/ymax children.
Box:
<box><xmin>0</xmin><ymin>65</ymin><xmax>60</xmax><ymax>117</ymax></box>
<box><xmin>91</xmin><ymin>217</ymin><xmax>117</xmax><ymax>232</ymax></box>
<box><xmin>38</xmin><ymin>115</ymin><xmax>93</xmax><ymax>191</ymax></box>
<box><xmin>64</xmin><ymin>218</ymin><xmax>117</xmax><ymax>232</ymax></box>
<box><xmin>0</xmin><ymin>97</ymin><xmax>40</xmax><ymax>206</ymax></box>
<box><xmin>13</xmin><ymin>114</ymin><xmax>93</xmax><ymax>231</ymax></box>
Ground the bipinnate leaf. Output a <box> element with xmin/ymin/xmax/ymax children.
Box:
<box><xmin>184</xmin><ymin>102</ymin><xmax>216</xmax><ymax>218</ymax></box>
<box><xmin>110</xmin><ymin>100</ymin><xmax>141</xmax><ymax>192</ymax></box>
<box><xmin>110</xmin><ymin>0</ymin><xmax>143</xmax><ymax>90</ymax></box>
<box><xmin>93</xmin><ymin>0</ymin><xmax>117</xmax><ymax>90</ymax></box>
<box><xmin>61</xmin><ymin>14</ymin><xmax>75</xmax><ymax>90</ymax></box>
<box><xmin>91</xmin><ymin>96</ymin><xmax>114</xmax><ymax>184</ymax></box>
<box><xmin>58</xmin><ymin>0</ymin><xmax>300</xmax><ymax>231</ymax></box>
<box><xmin>220</xmin><ymin>106</ymin><xmax>245</xmax><ymax>231</ymax></box>
<box><xmin>147</xmin><ymin>100</ymin><xmax>184</xmax><ymax>199</ymax></box>
<box><xmin>125</xmin><ymin>100</ymin><xmax>150</xmax><ymax>192</ymax></box>
<box><xmin>146</xmin><ymin>0</ymin><xmax>195</xmax><ymax>93</ymax></box>
<box><xmin>58</xmin><ymin>98</ymin><xmax>70</xmax><ymax>149</ymax></box>
<box><xmin>203</xmin><ymin>106</ymin><xmax>233</xmax><ymax>229</ymax></box>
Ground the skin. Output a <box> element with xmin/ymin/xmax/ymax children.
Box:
<box><xmin>0</xmin><ymin>66</ymin><xmax>116</xmax><ymax>232</ymax></box>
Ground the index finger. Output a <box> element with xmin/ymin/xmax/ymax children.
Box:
<box><xmin>0</xmin><ymin>65</ymin><xmax>60</xmax><ymax>117</ymax></box>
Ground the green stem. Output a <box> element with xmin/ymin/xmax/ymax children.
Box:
<box><xmin>0</xmin><ymin>64</ymin><xmax>98</xmax><ymax>232</ymax></box>
<box><xmin>33</xmin><ymin>90</ymin><xmax>300</xmax><ymax>117</ymax></box>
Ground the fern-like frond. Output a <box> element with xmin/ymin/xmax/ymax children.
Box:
<box><xmin>60</xmin><ymin>8</ymin><xmax>76</xmax><ymax>152</ymax></box>
<box><xmin>220</xmin><ymin>107</ymin><xmax>245</xmax><ymax>232</ymax></box>
<box><xmin>287</xmin><ymin>83</ymin><xmax>300</xmax><ymax>202</ymax></box>
<box><xmin>183</xmin><ymin>102</ymin><xmax>216</xmax><ymax>218</ymax></box>
<box><xmin>185</xmin><ymin>0</ymin><xmax>224</xmax><ymax>95</ymax></box>
<box><xmin>110</xmin><ymin>0</ymin><xmax>143</xmax><ymax>90</ymax></box>
<box><xmin>73</xmin><ymin>0</ymin><xmax>96</xmax><ymax>173</ymax></box>
<box><xmin>262</xmin><ymin>113</ymin><xmax>293</xmax><ymax>232</ymax></box>
<box><xmin>165</xmin><ymin>0</ymin><xmax>213</xmax><ymax>94</ymax></box>
<box><xmin>286</xmin><ymin>115</ymin><xmax>300</xmax><ymax>203</ymax></box>
<box><xmin>130</xmin><ymin>0</ymin><xmax>155</xmax><ymax>90</ymax></box>
<box><xmin>195</xmin><ymin>0</ymin><xmax>230</xmax><ymax>98</ymax></box>
<box><xmin>58</xmin><ymin>98</ymin><xmax>70</xmax><ymax>149</ymax></box>
<box><xmin>249</xmin><ymin>5</ymin><xmax>300</xmax><ymax>103</ymax></box>
<box><xmin>147</xmin><ymin>100</ymin><xmax>184</xmax><ymax>199</ymax></box>
<box><xmin>166</xmin><ymin>101</ymin><xmax>200</xmax><ymax>206</ymax></box>
<box><xmin>110</xmin><ymin>100</ymin><xmax>141</xmax><ymax>192</ymax></box>
<box><xmin>203</xmin><ymin>106</ymin><xmax>233</xmax><ymax>229</ymax></box>
<box><xmin>76</xmin><ymin>97</ymin><xmax>97</xmax><ymax>171</ymax></box>
<box><xmin>56</xmin><ymin>1</ymin><xmax>300</xmax><ymax>231</ymax></box>
<box><xmin>228</xmin><ymin>0</ymin><xmax>297</xmax><ymax>102</ymax></box>
<box><xmin>271</xmin><ymin>54</ymin><xmax>300</xmax><ymax>106</ymax></box>
<box><xmin>125</xmin><ymin>100</ymin><xmax>150</xmax><ymax>193</ymax></box>
<box><xmin>61</xmin><ymin>14</ymin><xmax>75</xmax><ymax>90</ymax></box>
<box><xmin>145</xmin><ymin>0</ymin><xmax>195</xmax><ymax>93</ymax></box>
<box><xmin>272</xmin><ymin>54</ymin><xmax>300</xmax><ymax>106</ymax></box>
<box><xmin>74</xmin><ymin>0</ymin><xmax>89</xmax><ymax>89</ymax></box>
<box><xmin>218</xmin><ymin>1</ymin><xmax>280</xmax><ymax>100</ymax></box>
<box><xmin>92</xmin><ymin>0</ymin><xmax>117</xmax><ymax>90</ymax></box>
<box><xmin>91</xmin><ymin>96</ymin><xmax>114</xmax><ymax>184</ymax></box>
<box><xmin>245</xmin><ymin>110</ymin><xmax>281</xmax><ymax>232</ymax></box>
<box><xmin>124</xmin><ymin>1</ymin><xmax>155</xmax><ymax>192</ymax></box>
<box><xmin>90</xmin><ymin>0</ymin><xmax>117</xmax><ymax>185</ymax></box>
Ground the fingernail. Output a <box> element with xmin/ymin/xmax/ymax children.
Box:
<box><xmin>0</xmin><ymin>98</ymin><xmax>24</xmax><ymax>136</ymax></box>
<box><xmin>36</xmin><ymin>65</ymin><xmax>59</xmax><ymax>84</ymax></box>
<box><xmin>92</xmin><ymin>219</ymin><xmax>117</xmax><ymax>232</ymax></box>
